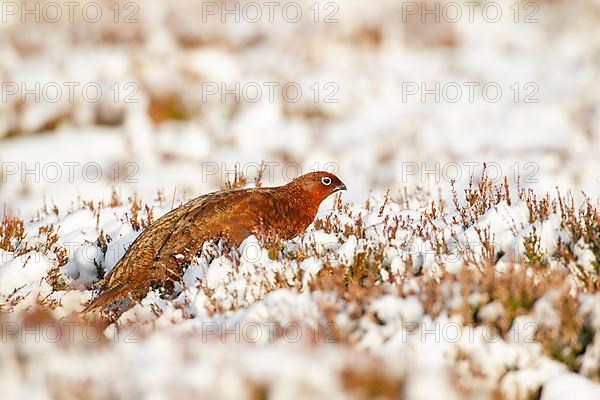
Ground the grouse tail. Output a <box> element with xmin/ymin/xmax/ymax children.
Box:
<box><xmin>82</xmin><ymin>283</ymin><xmax>131</xmax><ymax>313</ymax></box>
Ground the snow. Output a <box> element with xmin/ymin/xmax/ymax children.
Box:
<box><xmin>0</xmin><ymin>252</ymin><xmax>53</xmax><ymax>300</ymax></box>
<box><xmin>478</xmin><ymin>300</ymin><xmax>506</xmax><ymax>323</ymax></box>
<box><xmin>371</xmin><ymin>295</ymin><xmax>423</xmax><ymax>325</ymax></box>
<box><xmin>542</xmin><ymin>373</ymin><xmax>600</xmax><ymax>400</ymax></box>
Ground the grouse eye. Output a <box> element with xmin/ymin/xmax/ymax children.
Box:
<box><xmin>321</xmin><ymin>177</ymin><xmax>332</xmax><ymax>186</ymax></box>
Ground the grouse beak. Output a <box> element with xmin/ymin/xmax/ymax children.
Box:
<box><xmin>335</xmin><ymin>182</ymin><xmax>347</xmax><ymax>192</ymax></box>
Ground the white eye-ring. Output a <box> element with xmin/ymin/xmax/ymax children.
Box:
<box><xmin>321</xmin><ymin>177</ymin><xmax>332</xmax><ymax>186</ymax></box>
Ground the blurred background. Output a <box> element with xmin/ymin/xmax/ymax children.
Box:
<box><xmin>0</xmin><ymin>0</ymin><xmax>599</xmax><ymax>216</ymax></box>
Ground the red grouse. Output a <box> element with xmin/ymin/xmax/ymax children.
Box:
<box><xmin>84</xmin><ymin>171</ymin><xmax>346</xmax><ymax>314</ymax></box>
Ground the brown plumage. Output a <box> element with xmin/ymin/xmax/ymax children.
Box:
<box><xmin>83</xmin><ymin>171</ymin><xmax>346</xmax><ymax>314</ymax></box>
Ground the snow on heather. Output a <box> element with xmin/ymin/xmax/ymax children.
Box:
<box><xmin>1</xmin><ymin>180</ymin><xmax>599</xmax><ymax>398</ymax></box>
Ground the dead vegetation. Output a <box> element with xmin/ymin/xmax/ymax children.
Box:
<box><xmin>1</xmin><ymin>168</ymin><xmax>599</xmax><ymax>397</ymax></box>
<box><xmin>0</xmin><ymin>214</ymin><xmax>26</xmax><ymax>252</ymax></box>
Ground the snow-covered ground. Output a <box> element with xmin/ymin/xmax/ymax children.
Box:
<box><xmin>1</xmin><ymin>0</ymin><xmax>600</xmax><ymax>398</ymax></box>
<box><xmin>1</xmin><ymin>182</ymin><xmax>600</xmax><ymax>398</ymax></box>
